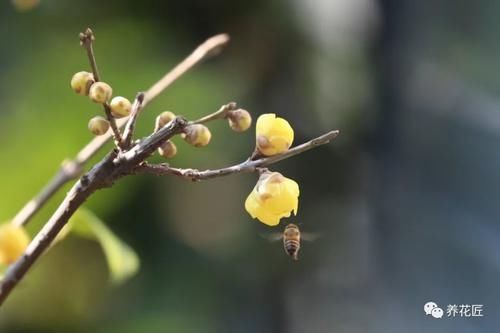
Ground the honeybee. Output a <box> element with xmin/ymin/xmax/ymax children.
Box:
<box><xmin>283</xmin><ymin>223</ymin><xmax>301</xmax><ymax>260</ymax></box>
<box><xmin>267</xmin><ymin>223</ymin><xmax>318</xmax><ymax>261</ymax></box>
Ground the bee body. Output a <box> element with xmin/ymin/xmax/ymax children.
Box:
<box><xmin>283</xmin><ymin>223</ymin><xmax>301</xmax><ymax>261</ymax></box>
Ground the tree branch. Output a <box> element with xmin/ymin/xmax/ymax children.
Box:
<box><xmin>191</xmin><ymin>101</ymin><xmax>237</xmax><ymax>124</ymax></box>
<box><xmin>121</xmin><ymin>93</ymin><xmax>145</xmax><ymax>148</ymax></box>
<box><xmin>79</xmin><ymin>28</ymin><xmax>101</xmax><ymax>82</ymax></box>
<box><xmin>11</xmin><ymin>160</ymin><xmax>83</xmax><ymax>227</ymax></box>
<box><xmin>0</xmin><ymin>29</ymin><xmax>339</xmax><ymax>308</ymax></box>
<box><xmin>0</xmin><ymin>118</ymin><xmax>190</xmax><ymax>306</ymax></box>
<box><xmin>0</xmin><ymin>150</ymin><xmax>118</xmax><ymax>305</ymax></box>
<box><xmin>10</xmin><ymin>33</ymin><xmax>230</xmax><ymax>228</ymax></box>
<box><xmin>1</xmin><ymin>121</ymin><xmax>338</xmax><ymax>306</ymax></box>
<box><xmin>135</xmin><ymin>130</ymin><xmax>340</xmax><ymax>181</ymax></box>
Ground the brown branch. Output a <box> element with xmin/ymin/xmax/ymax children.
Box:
<box><xmin>103</xmin><ymin>103</ymin><xmax>124</xmax><ymax>147</ymax></box>
<box><xmin>121</xmin><ymin>93</ymin><xmax>145</xmax><ymax>148</ymax></box>
<box><xmin>79</xmin><ymin>28</ymin><xmax>101</xmax><ymax>81</ymax></box>
<box><xmin>0</xmin><ymin>118</ymin><xmax>189</xmax><ymax>306</ymax></box>
<box><xmin>191</xmin><ymin>101</ymin><xmax>237</xmax><ymax>124</ymax></box>
<box><xmin>1</xmin><ymin>120</ymin><xmax>338</xmax><ymax>306</ymax></box>
<box><xmin>0</xmin><ymin>28</ymin><xmax>338</xmax><ymax>308</ymax></box>
<box><xmin>10</xmin><ymin>33</ymin><xmax>230</xmax><ymax>228</ymax></box>
<box><xmin>11</xmin><ymin>160</ymin><xmax>83</xmax><ymax>227</ymax></box>
<box><xmin>135</xmin><ymin>130</ymin><xmax>340</xmax><ymax>181</ymax></box>
<box><xmin>0</xmin><ymin>150</ymin><xmax>117</xmax><ymax>305</ymax></box>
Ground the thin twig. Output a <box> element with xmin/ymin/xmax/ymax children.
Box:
<box><xmin>135</xmin><ymin>130</ymin><xmax>340</xmax><ymax>181</ymax></box>
<box><xmin>190</xmin><ymin>102</ymin><xmax>238</xmax><ymax>124</ymax></box>
<box><xmin>122</xmin><ymin>93</ymin><xmax>145</xmax><ymax>148</ymax></box>
<box><xmin>11</xmin><ymin>160</ymin><xmax>83</xmax><ymax>227</ymax></box>
<box><xmin>143</xmin><ymin>34</ymin><xmax>230</xmax><ymax>105</ymax></box>
<box><xmin>79</xmin><ymin>28</ymin><xmax>100</xmax><ymax>81</ymax></box>
<box><xmin>80</xmin><ymin>28</ymin><xmax>124</xmax><ymax>147</ymax></box>
<box><xmin>10</xmin><ymin>33</ymin><xmax>230</xmax><ymax>228</ymax></box>
<box><xmin>103</xmin><ymin>103</ymin><xmax>124</xmax><ymax>147</ymax></box>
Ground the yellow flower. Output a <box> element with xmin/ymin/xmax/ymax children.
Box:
<box><xmin>256</xmin><ymin>114</ymin><xmax>294</xmax><ymax>156</ymax></box>
<box><xmin>0</xmin><ymin>223</ymin><xmax>30</xmax><ymax>265</ymax></box>
<box><xmin>245</xmin><ymin>172</ymin><xmax>299</xmax><ymax>226</ymax></box>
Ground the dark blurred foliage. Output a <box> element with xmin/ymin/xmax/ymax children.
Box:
<box><xmin>0</xmin><ymin>0</ymin><xmax>499</xmax><ymax>332</ymax></box>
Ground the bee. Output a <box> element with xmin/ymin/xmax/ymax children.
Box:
<box><xmin>283</xmin><ymin>223</ymin><xmax>301</xmax><ymax>261</ymax></box>
<box><xmin>266</xmin><ymin>223</ymin><xmax>318</xmax><ymax>261</ymax></box>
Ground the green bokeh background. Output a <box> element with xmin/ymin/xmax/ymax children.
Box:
<box><xmin>1</xmin><ymin>0</ymin><xmax>499</xmax><ymax>332</ymax></box>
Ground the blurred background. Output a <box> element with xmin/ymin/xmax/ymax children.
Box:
<box><xmin>0</xmin><ymin>0</ymin><xmax>499</xmax><ymax>332</ymax></box>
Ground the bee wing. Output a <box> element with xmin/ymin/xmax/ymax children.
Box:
<box><xmin>301</xmin><ymin>232</ymin><xmax>321</xmax><ymax>242</ymax></box>
<box><xmin>260</xmin><ymin>233</ymin><xmax>283</xmax><ymax>242</ymax></box>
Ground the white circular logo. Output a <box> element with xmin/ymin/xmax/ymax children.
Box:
<box><xmin>424</xmin><ymin>301</ymin><xmax>438</xmax><ymax>315</ymax></box>
<box><xmin>431</xmin><ymin>307</ymin><xmax>444</xmax><ymax>319</ymax></box>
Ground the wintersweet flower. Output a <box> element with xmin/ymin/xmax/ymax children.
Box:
<box><xmin>0</xmin><ymin>223</ymin><xmax>30</xmax><ymax>265</ymax></box>
<box><xmin>255</xmin><ymin>114</ymin><xmax>294</xmax><ymax>156</ymax></box>
<box><xmin>245</xmin><ymin>172</ymin><xmax>299</xmax><ymax>226</ymax></box>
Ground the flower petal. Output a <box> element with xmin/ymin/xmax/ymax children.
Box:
<box><xmin>256</xmin><ymin>114</ymin><xmax>276</xmax><ymax>137</ymax></box>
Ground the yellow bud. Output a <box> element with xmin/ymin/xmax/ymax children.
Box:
<box><xmin>88</xmin><ymin>116</ymin><xmax>110</xmax><ymax>135</ymax></box>
<box><xmin>244</xmin><ymin>172</ymin><xmax>299</xmax><ymax>226</ymax></box>
<box><xmin>89</xmin><ymin>82</ymin><xmax>113</xmax><ymax>104</ymax></box>
<box><xmin>109</xmin><ymin>96</ymin><xmax>132</xmax><ymax>118</ymax></box>
<box><xmin>255</xmin><ymin>114</ymin><xmax>294</xmax><ymax>156</ymax></box>
<box><xmin>70</xmin><ymin>71</ymin><xmax>95</xmax><ymax>96</ymax></box>
<box><xmin>156</xmin><ymin>111</ymin><xmax>176</xmax><ymax>128</ymax></box>
<box><xmin>183</xmin><ymin>124</ymin><xmax>211</xmax><ymax>147</ymax></box>
<box><xmin>0</xmin><ymin>223</ymin><xmax>30</xmax><ymax>265</ymax></box>
<box><xmin>12</xmin><ymin>0</ymin><xmax>39</xmax><ymax>11</ymax></box>
<box><xmin>158</xmin><ymin>140</ymin><xmax>177</xmax><ymax>158</ymax></box>
<box><xmin>227</xmin><ymin>109</ymin><xmax>252</xmax><ymax>132</ymax></box>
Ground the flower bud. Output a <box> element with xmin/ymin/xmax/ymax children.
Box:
<box><xmin>245</xmin><ymin>172</ymin><xmax>299</xmax><ymax>226</ymax></box>
<box><xmin>70</xmin><ymin>71</ymin><xmax>95</xmax><ymax>96</ymax></box>
<box><xmin>88</xmin><ymin>116</ymin><xmax>110</xmax><ymax>135</ymax></box>
<box><xmin>158</xmin><ymin>140</ymin><xmax>177</xmax><ymax>158</ymax></box>
<box><xmin>12</xmin><ymin>0</ymin><xmax>40</xmax><ymax>12</ymax></box>
<box><xmin>227</xmin><ymin>109</ymin><xmax>252</xmax><ymax>132</ymax></box>
<box><xmin>0</xmin><ymin>223</ymin><xmax>30</xmax><ymax>265</ymax></box>
<box><xmin>183</xmin><ymin>124</ymin><xmax>211</xmax><ymax>147</ymax></box>
<box><xmin>156</xmin><ymin>111</ymin><xmax>176</xmax><ymax>129</ymax></box>
<box><xmin>255</xmin><ymin>114</ymin><xmax>294</xmax><ymax>156</ymax></box>
<box><xmin>89</xmin><ymin>81</ymin><xmax>112</xmax><ymax>104</ymax></box>
<box><xmin>109</xmin><ymin>96</ymin><xmax>132</xmax><ymax>118</ymax></box>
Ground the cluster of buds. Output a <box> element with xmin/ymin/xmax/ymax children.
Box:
<box><xmin>153</xmin><ymin>111</ymin><xmax>178</xmax><ymax>158</ymax></box>
<box><xmin>152</xmin><ymin>107</ymin><xmax>253</xmax><ymax>160</ymax></box>
<box><xmin>70</xmin><ymin>71</ymin><xmax>132</xmax><ymax>136</ymax></box>
<box><xmin>72</xmin><ymin>64</ymin><xmax>297</xmax><ymax>227</ymax></box>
